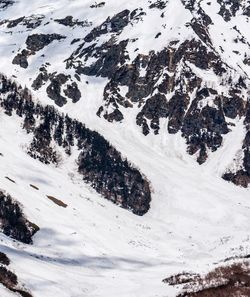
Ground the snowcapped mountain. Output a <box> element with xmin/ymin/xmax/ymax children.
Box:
<box><xmin>0</xmin><ymin>0</ymin><xmax>249</xmax><ymax>296</ymax></box>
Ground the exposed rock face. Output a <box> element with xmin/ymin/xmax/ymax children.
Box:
<box><xmin>1</xmin><ymin>15</ymin><xmax>44</xmax><ymax>29</ymax></box>
<box><xmin>26</xmin><ymin>33</ymin><xmax>66</xmax><ymax>52</ymax></box>
<box><xmin>83</xmin><ymin>9</ymin><xmax>130</xmax><ymax>43</ymax></box>
<box><xmin>32</xmin><ymin>69</ymin><xmax>82</xmax><ymax>106</ymax></box>
<box><xmin>12</xmin><ymin>33</ymin><xmax>66</xmax><ymax>70</ymax></box>
<box><xmin>0</xmin><ymin>191</ymin><xmax>39</xmax><ymax>244</ymax></box>
<box><xmin>54</xmin><ymin>16</ymin><xmax>92</xmax><ymax>27</ymax></box>
<box><xmin>0</xmin><ymin>0</ymin><xmax>14</xmax><ymax>10</ymax></box>
<box><xmin>182</xmin><ymin>90</ymin><xmax>230</xmax><ymax>164</ymax></box>
<box><xmin>12</xmin><ymin>50</ymin><xmax>29</xmax><ymax>69</ymax></box>
<box><xmin>72</xmin><ymin>33</ymin><xmax>246</xmax><ymax>165</ymax></box>
<box><xmin>0</xmin><ymin>74</ymin><xmax>151</xmax><ymax>215</ymax></box>
<box><xmin>46</xmin><ymin>73</ymin><xmax>69</xmax><ymax>107</ymax></box>
<box><xmin>65</xmin><ymin>3</ymin><xmax>249</xmax><ymax>185</ymax></box>
<box><xmin>63</xmin><ymin>82</ymin><xmax>81</xmax><ymax>103</ymax></box>
<box><xmin>90</xmin><ymin>2</ymin><xmax>105</xmax><ymax>9</ymax></box>
<box><xmin>149</xmin><ymin>0</ymin><xmax>168</xmax><ymax>10</ymax></box>
<box><xmin>223</xmin><ymin>101</ymin><xmax>250</xmax><ymax>187</ymax></box>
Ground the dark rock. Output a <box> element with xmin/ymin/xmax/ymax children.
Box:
<box><xmin>149</xmin><ymin>0</ymin><xmax>168</xmax><ymax>10</ymax></box>
<box><xmin>75</xmin><ymin>39</ymin><xmax>129</xmax><ymax>79</ymax></box>
<box><xmin>222</xmin><ymin>95</ymin><xmax>245</xmax><ymax>119</ymax></box>
<box><xmin>12</xmin><ymin>50</ymin><xmax>29</xmax><ymax>69</ymax></box>
<box><xmin>90</xmin><ymin>2</ymin><xmax>105</xmax><ymax>8</ymax></box>
<box><xmin>84</xmin><ymin>9</ymin><xmax>130</xmax><ymax>43</ymax></box>
<box><xmin>0</xmin><ymin>0</ymin><xmax>14</xmax><ymax>10</ymax></box>
<box><xmin>136</xmin><ymin>94</ymin><xmax>168</xmax><ymax>135</ymax></box>
<box><xmin>32</xmin><ymin>67</ymin><xmax>50</xmax><ymax>90</ymax></box>
<box><xmin>104</xmin><ymin>108</ymin><xmax>124</xmax><ymax>122</ymax></box>
<box><xmin>168</xmin><ymin>92</ymin><xmax>189</xmax><ymax>134</ymax></box>
<box><xmin>243</xmin><ymin>5</ymin><xmax>250</xmax><ymax>16</ymax></box>
<box><xmin>46</xmin><ymin>73</ymin><xmax>69</xmax><ymax>107</ymax></box>
<box><xmin>217</xmin><ymin>0</ymin><xmax>241</xmax><ymax>21</ymax></box>
<box><xmin>190</xmin><ymin>18</ymin><xmax>212</xmax><ymax>45</ymax></box>
<box><xmin>7</xmin><ymin>16</ymin><xmax>24</xmax><ymax>28</ymax></box>
<box><xmin>54</xmin><ymin>16</ymin><xmax>91</xmax><ymax>28</ymax></box>
<box><xmin>26</xmin><ymin>33</ymin><xmax>66</xmax><ymax>52</ymax></box>
<box><xmin>5</xmin><ymin>15</ymin><xmax>44</xmax><ymax>30</ymax></box>
<box><xmin>63</xmin><ymin>82</ymin><xmax>81</xmax><ymax>103</ymax></box>
<box><xmin>182</xmin><ymin>91</ymin><xmax>229</xmax><ymax>163</ymax></box>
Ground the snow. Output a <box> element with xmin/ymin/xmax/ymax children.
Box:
<box><xmin>0</xmin><ymin>98</ymin><xmax>250</xmax><ymax>296</ymax></box>
<box><xmin>0</xmin><ymin>1</ymin><xmax>249</xmax><ymax>296</ymax></box>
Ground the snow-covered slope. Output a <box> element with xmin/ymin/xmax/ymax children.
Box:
<box><xmin>0</xmin><ymin>80</ymin><xmax>250</xmax><ymax>297</ymax></box>
<box><xmin>0</xmin><ymin>0</ymin><xmax>249</xmax><ymax>183</ymax></box>
<box><xmin>0</xmin><ymin>0</ymin><xmax>249</xmax><ymax>296</ymax></box>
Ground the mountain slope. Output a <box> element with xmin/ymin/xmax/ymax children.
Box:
<box><xmin>0</xmin><ymin>0</ymin><xmax>249</xmax><ymax>185</ymax></box>
<box><xmin>0</xmin><ymin>1</ymin><xmax>249</xmax><ymax>296</ymax></box>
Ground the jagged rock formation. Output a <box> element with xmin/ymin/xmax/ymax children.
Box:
<box><xmin>0</xmin><ymin>75</ymin><xmax>151</xmax><ymax>215</ymax></box>
<box><xmin>12</xmin><ymin>34</ymin><xmax>66</xmax><ymax>69</ymax></box>
<box><xmin>0</xmin><ymin>0</ymin><xmax>249</xmax><ymax>188</ymax></box>
<box><xmin>0</xmin><ymin>191</ymin><xmax>39</xmax><ymax>244</ymax></box>
<box><xmin>54</xmin><ymin>16</ymin><xmax>92</xmax><ymax>28</ymax></box>
<box><xmin>0</xmin><ymin>0</ymin><xmax>249</xmax><ymax>187</ymax></box>
<box><xmin>67</xmin><ymin>0</ymin><xmax>249</xmax><ymax>185</ymax></box>
<box><xmin>0</xmin><ymin>0</ymin><xmax>14</xmax><ymax>10</ymax></box>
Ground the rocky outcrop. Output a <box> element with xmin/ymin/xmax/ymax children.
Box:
<box><xmin>0</xmin><ymin>191</ymin><xmax>39</xmax><ymax>244</ymax></box>
<box><xmin>32</xmin><ymin>69</ymin><xmax>82</xmax><ymax>106</ymax></box>
<box><xmin>217</xmin><ymin>0</ymin><xmax>241</xmax><ymax>21</ymax></box>
<box><xmin>71</xmin><ymin>28</ymin><xmax>244</xmax><ymax>164</ymax></box>
<box><xmin>12</xmin><ymin>50</ymin><xmax>29</xmax><ymax>69</ymax></box>
<box><xmin>149</xmin><ymin>0</ymin><xmax>168</xmax><ymax>10</ymax></box>
<box><xmin>54</xmin><ymin>16</ymin><xmax>91</xmax><ymax>28</ymax></box>
<box><xmin>83</xmin><ymin>9</ymin><xmax>130</xmax><ymax>43</ymax></box>
<box><xmin>46</xmin><ymin>73</ymin><xmax>69</xmax><ymax>107</ymax></box>
<box><xmin>223</xmin><ymin>100</ymin><xmax>250</xmax><ymax>187</ymax></box>
<box><xmin>26</xmin><ymin>33</ymin><xmax>66</xmax><ymax>52</ymax></box>
<box><xmin>1</xmin><ymin>15</ymin><xmax>44</xmax><ymax>29</ymax></box>
<box><xmin>12</xmin><ymin>33</ymin><xmax>65</xmax><ymax>69</ymax></box>
<box><xmin>65</xmin><ymin>3</ymin><xmax>250</xmax><ymax>172</ymax></box>
<box><xmin>2</xmin><ymin>0</ymin><xmax>250</xmax><ymax>188</ymax></box>
<box><xmin>0</xmin><ymin>74</ymin><xmax>151</xmax><ymax>215</ymax></box>
<box><xmin>0</xmin><ymin>0</ymin><xmax>14</xmax><ymax>10</ymax></box>
<box><xmin>90</xmin><ymin>2</ymin><xmax>106</xmax><ymax>9</ymax></box>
